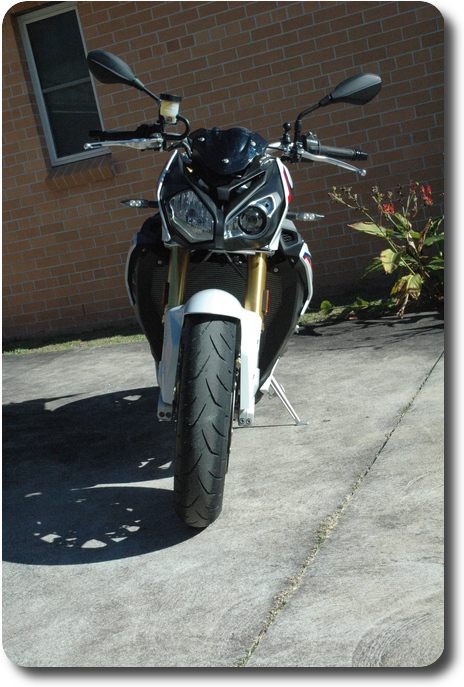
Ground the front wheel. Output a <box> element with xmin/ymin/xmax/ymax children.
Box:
<box><xmin>174</xmin><ymin>315</ymin><xmax>238</xmax><ymax>528</ymax></box>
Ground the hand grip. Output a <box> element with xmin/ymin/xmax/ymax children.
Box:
<box><xmin>304</xmin><ymin>137</ymin><xmax>368</xmax><ymax>161</ymax></box>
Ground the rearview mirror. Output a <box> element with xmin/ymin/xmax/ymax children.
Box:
<box><xmin>87</xmin><ymin>49</ymin><xmax>142</xmax><ymax>88</ymax></box>
<box><xmin>294</xmin><ymin>72</ymin><xmax>381</xmax><ymax>141</ymax></box>
<box><xmin>328</xmin><ymin>73</ymin><xmax>382</xmax><ymax>106</ymax></box>
<box><xmin>87</xmin><ymin>49</ymin><xmax>160</xmax><ymax>103</ymax></box>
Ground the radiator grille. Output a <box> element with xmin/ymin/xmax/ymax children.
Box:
<box><xmin>150</xmin><ymin>258</ymin><xmax>282</xmax><ymax>323</ymax></box>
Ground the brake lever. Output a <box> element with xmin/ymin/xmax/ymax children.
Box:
<box><xmin>299</xmin><ymin>149</ymin><xmax>367</xmax><ymax>176</ymax></box>
<box><xmin>267</xmin><ymin>142</ymin><xmax>366</xmax><ymax>176</ymax></box>
<box><xmin>84</xmin><ymin>136</ymin><xmax>164</xmax><ymax>151</ymax></box>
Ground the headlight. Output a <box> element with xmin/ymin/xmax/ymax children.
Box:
<box><xmin>167</xmin><ymin>190</ymin><xmax>214</xmax><ymax>243</ymax></box>
<box><xmin>239</xmin><ymin>206</ymin><xmax>267</xmax><ymax>235</ymax></box>
<box><xmin>225</xmin><ymin>195</ymin><xmax>277</xmax><ymax>240</ymax></box>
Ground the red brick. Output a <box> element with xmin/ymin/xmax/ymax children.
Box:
<box><xmin>2</xmin><ymin>1</ymin><xmax>444</xmax><ymax>340</ymax></box>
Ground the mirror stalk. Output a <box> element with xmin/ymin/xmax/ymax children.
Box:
<box><xmin>294</xmin><ymin>102</ymin><xmax>321</xmax><ymax>142</ymax></box>
<box><xmin>137</xmin><ymin>83</ymin><xmax>161</xmax><ymax>104</ymax></box>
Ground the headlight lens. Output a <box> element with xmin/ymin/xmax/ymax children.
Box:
<box><xmin>225</xmin><ymin>195</ymin><xmax>277</xmax><ymax>241</ymax></box>
<box><xmin>167</xmin><ymin>190</ymin><xmax>214</xmax><ymax>243</ymax></box>
<box><xmin>239</xmin><ymin>206</ymin><xmax>267</xmax><ymax>235</ymax></box>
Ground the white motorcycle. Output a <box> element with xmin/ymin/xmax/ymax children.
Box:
<box><xmin>85</xmin><ymin>50</ymin><xmax>381</xmax><ymax>527</ymax></box>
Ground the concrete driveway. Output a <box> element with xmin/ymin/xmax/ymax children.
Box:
<box><xmin>2</xmin><ymin>313</ymin><xmax>444</xmax><ymax>667</ymax></box>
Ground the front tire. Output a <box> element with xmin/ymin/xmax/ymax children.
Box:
<box><xmin>174</xmin><ymin>315</ymin><xmax>238</xmax><ymax>528</ymax></box>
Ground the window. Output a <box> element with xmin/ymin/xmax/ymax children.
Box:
<box><xmin>18</xmin><ymin>2</ymin><xmax>103</xmax><ymax>166</ymax></box>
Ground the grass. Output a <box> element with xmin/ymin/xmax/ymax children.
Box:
<box><xmin>2</xmin><ymin>324</ymin><xmax>146</xmax><ymax>356</ymax></box>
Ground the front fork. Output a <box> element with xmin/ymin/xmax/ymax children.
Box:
<box><xmin>164</xmin><ymin>245</ymin><xmax>190</xmax><ymax>313</ymax></box>
<box><xmin>165</xmin><ymin>247</ymin><xmax>268</xmax><ymax>318</ymax></box>
<box><xmin>244</xmin><ymin>253</ymin><xmax>268</xmax><ymax>327</ymax></box>
<box><xmin>158</xmin><ymin>248</ymin><xmax>267</xmax><ymax>421</ymax></box>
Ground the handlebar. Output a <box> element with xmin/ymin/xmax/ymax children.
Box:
<box><xmin>86</xmin><ymin>125</ymin><xmax>367</xmax><ymax>176</ymax></box>
<box><xmin>86</xmin><ymin>115</ymin><xmax>191</xmax><ymax>152</ymax></box>
<box><xmin>267</xmin><ymin>140</ymin><xmax>367</xmax><ymax>176</ymax></box>
<box><xmin>303</xmin><ymin>136</ymin><xmax>368</xmax><ymax>161</ymax></box>
<box><xmin>89</xmin><ymin>123</ymin><xmax>162</xmax><ymax>141</ymax></box>
<box><xmin>89</xmin><ymin>129</ymin><xmax>139</xmax><ymax>141</ymax></box>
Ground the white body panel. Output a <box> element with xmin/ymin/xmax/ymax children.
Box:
<box><xmin>299</xmin><ymin>241</ymin><xmax>314</xmax><ymax>316</ymax></box>
<box><xmin>157</xmin><ymin>289</ymin><xmax>262</xmax><ymax>425</ymax></box>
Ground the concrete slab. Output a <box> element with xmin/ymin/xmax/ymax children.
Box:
<box><xmin>2</xmin><ymin>313</ymin><xmax>444</xmax><ymax>667</ymax></box>
<box><xmin>247</xmin><ymin>355</ymin><xmax>444</xmax><ymax>667</ymax></box>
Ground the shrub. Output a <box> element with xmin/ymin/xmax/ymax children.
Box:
<box><xmin>329</xmin><ymin>182</ymin><xmax>444</xmax><ymax>317</ymax></box>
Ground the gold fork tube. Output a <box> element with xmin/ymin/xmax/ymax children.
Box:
<box><xmin>166</xmin><ymin>245</ymin><xmax>190</xmax><ymax>310</ymax></box>
<box><xmin>244</xmin><ymin>253</ymin><xmax>268</xmax><ymax>325</ymax></box>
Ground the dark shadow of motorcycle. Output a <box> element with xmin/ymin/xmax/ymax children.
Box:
<box><xmin>2</xmin><ymin>387</ymin><xmax>199</xmax><ymax>565</ymax></box>
<box><xmin>297</xmin><ymin>311</ymin><xmax>444</xmax><ymax>349</ymax></box>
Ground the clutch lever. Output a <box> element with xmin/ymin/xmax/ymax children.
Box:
<box><xmin>84</xmin><ymin>136</ymin><xmax>164</xmax><ymax>151</ymax></box>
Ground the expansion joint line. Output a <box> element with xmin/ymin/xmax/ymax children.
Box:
<box><xmin>236</xmin><ymin>350</ymin><xmax>444</xmax><ymax>668</ymax></box>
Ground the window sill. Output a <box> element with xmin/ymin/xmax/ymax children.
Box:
<box><xmin>45</xmin><ymin>154</ymin><xmax>115</xmax><ymax>191</ymax></box>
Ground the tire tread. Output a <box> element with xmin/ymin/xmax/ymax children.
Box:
<box><xmin>174</xmin><ymin>315</ymin><xmax>237</xmax><ymax>528</ymax></box>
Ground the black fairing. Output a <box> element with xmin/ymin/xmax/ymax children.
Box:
<box><xmin>126</xmin><ymin>216</ymin><xmax>170</xmax><ymax>363</ymax></box>
<box><xmin>159</xmin><ymin>148</ymin><xmax>287</xmax><ymax>252</ymax></box>
<box><xmin>127</xmin><ymin>216</ymin><xmax>308</xmax><ymax>386</ymax></box>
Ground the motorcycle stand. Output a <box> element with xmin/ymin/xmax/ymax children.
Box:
<box><xmin>267</xmin><ymin>375</ymin><xmax>309</xmax><ymax>426</ymax></box>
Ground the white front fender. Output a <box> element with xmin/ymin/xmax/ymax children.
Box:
<box><xmin>158</xmin><ymin>289</ymin><xmax>262</xmax><ymax>424</ymax></box>
<box><xmin>184</xmin><ymin>288</ymin><xmax>244</xmax><ymax>319</ymax></box>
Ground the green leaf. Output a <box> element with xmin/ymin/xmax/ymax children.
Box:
<box><xmin>430</xmin><ymin>217</ymin><xmax>444</xmax><ymax>234</ymax></box>
<box><xmin>348</xmin><ymin>222</ymin><xmax>387</xmax><ymax>237</ymax></box>
<box><xmin>407</xmin><ymin>273</ymin><xmax>423</xmax><ymax>293</ymax></box>
<box><xmin>363</xmin><ymin>257</ymin><xmax>384</xmax><ymax>276</ymax></box>
<box><xmin>391</xmin><ymin>273</ymin><xmax>423</xmax><ymax>298</ymax></box>
<box><xmin>388</xmin><ymin>229</ymin><xmax>408</xmax><ymax>240</ymax></box>
<box><xmin>391</xmin><ymin>275</ymin><xmax>408</xmax><ymax>296</ymax></box>
<box><xmin>380</xmin><ymin>248</ymin><xmax>404</xmax><ymax>274</ymax></box>
<box><xmin>402</xmin><ymin>254</ymin><xmax>420</xmax><ymax>265</ymax></box>
<box><xmin>423</xmin><ymin>234</ymin><xmax>444</xmax><ymax>247</ymax></box>
<box><xmin>320</xmin><ymin>300</ymin><xmax>334</xmax><ymax>315</ymax></box>
<box><xmin>392</xmin><ymin>213</ymin><xmax>412</xmax><ymax>231</ymax></box>
<box><xmin>426</xmin><ymin>257</ymin><xmax>445</xmax><ymax>271</ymax></box>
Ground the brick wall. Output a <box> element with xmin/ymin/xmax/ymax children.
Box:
<box><xmin>2</xmin><ymin>1</ymin><xmax>444</xmax><ymax>340</ymax></box>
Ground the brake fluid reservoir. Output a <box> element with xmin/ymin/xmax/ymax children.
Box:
<box><xmin>160</xmin><ymin>93</ymin><xmax>182</xmax><ymax>124</ymax></box>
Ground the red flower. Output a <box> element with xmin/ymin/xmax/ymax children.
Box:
<box><xmin>382</xmin><ymin>202</ymin><xmax>395</xmax><ymax>215</ymax></box>
<box><xmin>420</xmin><ymin>185</ymin><xmax>432</xmax><ymax>205</ymax></box>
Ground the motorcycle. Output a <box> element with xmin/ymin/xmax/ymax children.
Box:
<box><xmin>85</xmin><ymin>50</ymin><xmax>381</xmax><ymax>528</ymax></box>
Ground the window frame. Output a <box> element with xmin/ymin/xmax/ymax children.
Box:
<box><xmin>18</xmin><ymin>1</ymin><xmax>105</xmax><ymax>167</ymax></box>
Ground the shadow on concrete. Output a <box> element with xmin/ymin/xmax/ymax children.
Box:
<box><xmin>2</xmin><ymin>387</ymin><xmax>199</xmax><ymax>566</ymax></box>
<box><xmin>298</xmin><ymin>312</ymin><xmax>444</xmax><ymax>350</ymax></box>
